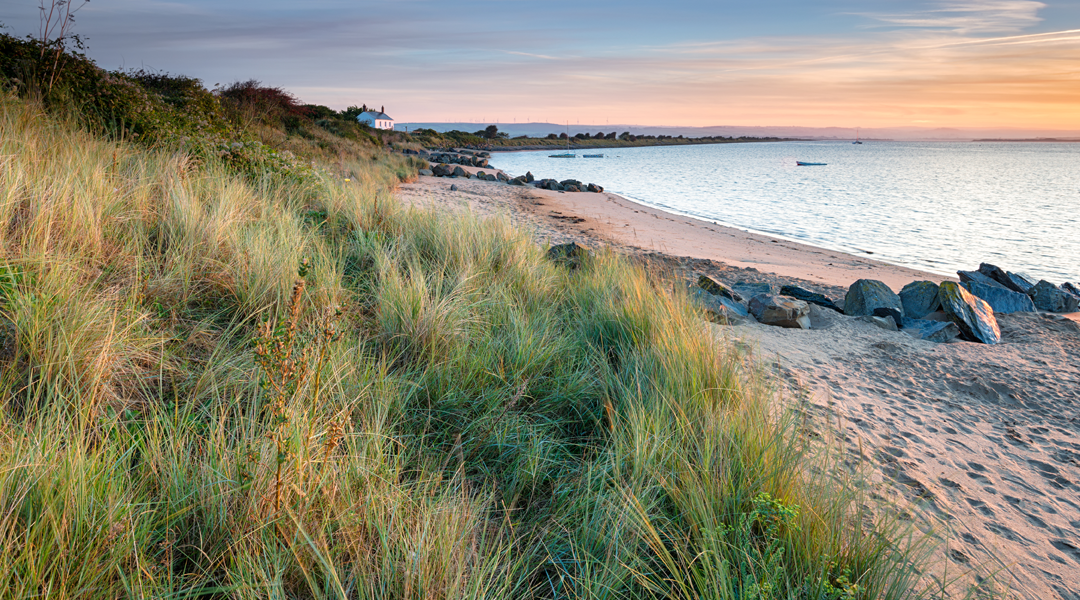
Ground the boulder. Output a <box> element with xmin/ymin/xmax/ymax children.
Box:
<box><xmin>560</xmin><ymin>179</ymin><xmax>582</xmax><ymax>187</ymax></box>
<box><xmin>748</xmin><ymin>294</ymin><xmax>811</xmax><ymax>329</ymax></box>
<box><xmin>1029</xmin><ymin>280</ymin><xmax>1080</xmax><ymax>313</ymax></box>
<box><xmin>432</xmin><ymin>163</ymin><xmax>453</xmax><ymax>177</ymax></box>
<box><xmin>732</xmin><ymin>281</ymin><xmax>774</xmax><ymax>300</ymax></box>
<box><xmin>484</xmin><ymin>174</ymin><xmax>497</xmax><ymax>182</ymax></box>
<box><xmin>872</xmin><ymin>307</ymin><xmax>903</xmax><ymax>329</ymax></box>
<box><xmin>587</xmin><ymin>183</ymin><xmax>603</xmax><ymax>193</ymax></box>
<box><xmin>565</xmin><ymin>185</ymin><xmax>581</xmax><ymax>192</ymax></box>
<box><xmin>1062</xmin><ymin>282</ymin><xmax>1080</xmax><ymax>299</ymax></box>
<box><xmin>957</xmin><ymin>270</ymin><xmax>1006</xmax><ymax>289</ymax></box>
<box><xmin>961</xmin><ymin>281</ymin><xmax>1035</xmax><ymax>314</ymax></box>
<box><xmin>977</xmin><ymin>263</ymin><xmax>1026</xmax><ymax>293</ymax></box>
<box><xmin>698</xmin><ymin>276</ymin><xmax>743</xmax><ymax>302</ymax></box>
<box><xmin>546</xmin><ymin>242</ymin><xmax>590</xmax><ymax>269</ymax></box>
<box><xmin>496</xmin><ymin>171</ymin><xmax>509</xmax><ymax>182</ymax></box>
<box><xmin>476</xmin><ymin>171</ymin><xmax>486</xmax><ymax>179</ymax></box>
<box><xmin>509</xmin><ymin>177</ymin><xmax>526</xmax><ymax>186</ymax></box>
<box><xmin>780</xmin><ymin>284</ymin><xmax>842</xmax><ymax>312</ymax></box>
<box><xmin>451</xmin><ymin>166</ymin><xmax>468</xmax><ymax>177</ymax></box>
<box><xmin>418</xmin><ymin>168</ymin><xmax>434</xmax><ymax>176</ymax></box>
<box><xmin>844</xmin><ymin>279</ymin><xmax>903</xmax><ymax>317</ymax></box>
<box><xmin>449</xmin><ymin>184</ymin><xmax>458</xmax><ymax>191</ymax></box>
<box><xmin>858</xmin><ymin>315</ymin><xmax>898</xmax><ymax>331</ymax></box>
<box><xmin>686</xmin><ymin>286</ymin><xmax>755</xmax><ymax>325</ymax></box>
<box><xmin>898</xmin><ymin>281</ymin><xmax>941</xmax><ymax>319</ymax></box>
<box><xmin>525</xmin><ymin>171</ymin><xmax>535</xmax><ymax>183</ymax></box>
<box><xmin>901</xmin><ymin>318</ymin><xmax>961</xmax><ymax>343</ymax></box>
<box><xmin>938</xmin><ymin>282</ymin><xmax>1000</xmax><ymax>344</ymax></box>
<box><xmin>1002</xmin><ymin>272</ymin><xmax>1035</xmax><ymax>294</ymax></box>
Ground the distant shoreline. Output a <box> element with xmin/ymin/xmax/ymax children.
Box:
<box><xmin>972</xmin><ymin>138</ymin><xmax>1080</xmax><ymax>142</ymax></box>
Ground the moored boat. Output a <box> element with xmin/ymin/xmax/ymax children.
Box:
<box><xmin>796</xmin><ymin>161</ymin><xmax>827</xmax><ymax>166</ymax></box>
<box><xmin>582</xmin><ymin>153</ymin><xmax>604</xmax><ymax>158</ymax></box>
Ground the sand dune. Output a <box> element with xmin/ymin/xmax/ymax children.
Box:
<box><xmin>395</xmin><ymin>176</ymin><xmax>1080</xmax><ymax>599</ymax></box>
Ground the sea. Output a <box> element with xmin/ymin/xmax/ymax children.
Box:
<box><xmin>489</xmin><ymin>141</ymin><xmax>1080</xmax><ymax>284</ymax></box>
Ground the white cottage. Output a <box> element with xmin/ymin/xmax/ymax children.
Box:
<box><xmin>357</xmin><ymin>107</ymin><xmax>394</xmax><ymax>130</ymax></box>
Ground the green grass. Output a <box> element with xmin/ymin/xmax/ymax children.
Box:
<box><xmin>0</xmin><ymin>90</ymin><xmax>933</xmax><ymax>599</ymax></box>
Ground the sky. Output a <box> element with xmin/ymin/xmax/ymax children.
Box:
<box><xmin>4</xmin><ymin>0</ymin><xmax>1080</xmax><ymax>130</ymax></box>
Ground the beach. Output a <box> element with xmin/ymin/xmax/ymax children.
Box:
<box><xmin>396</xmin><ymin>174</ymin><xmax>1080</xmax><ymax>600</ymax></box>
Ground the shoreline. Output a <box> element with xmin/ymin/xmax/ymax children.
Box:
<box><xmin>395</xmin><ymin>174</ymin><xmax>1080</xmax><ymax>600</ymax></box>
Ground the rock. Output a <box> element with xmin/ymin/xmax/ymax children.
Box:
<box><xmin>938</xmin><ymin>281</ymin><xmax>1000</xmax><ymax>344</ymax></box>
<box><xmin>977</xmin><ymin>263</ymin><xmax>1026</xmax><ymax>293</ymax></box>
<box><xmin>779</xmin><ymin>284</ymin><xmax>842</xmax><ymax>312</ymax></box>
<box><xmin>901</xmin><ymin>318</ymin><xmax>961</xmax><ymax>343</ymax></box>
<box><xmin>872</xmin><ymin>306</ymin><xmax>903</xmax><ymax>328</ymax></box>
<box><xmin>418</xmin><ymin>168</ymin><xmax>433</xmax><ymax>176</ymax></box>
<box><xmin>957</xmin><ymin>270</ymin><xmax>1006</xmax><ymax>289</ymax></box>
<box><xmin>961</xmin><ymin>281</ymin><xmax>1035</xmax><ymax>314</ymax></box>
<box><xmin>449</xmin><ymin>184</ymin><xmax>458</xmax><ymax>191</ymax></box>
<box><xmin>432</xmin><ymin>163</ymin><xmax>453</xmax><ymax>177</ymax></box>
<box><xmin>560</xmin><ymin>179</ymin><xmax>582</xmax><ymax>187</ymax></box>
<box><xmin>686</xmin><ymin>286</ymin><xmax>755</xmax><ymax>325</ymax></box>
<box><xmin>748</xmin><ymin>294</ymin><xmax>811</xmax><ymax>329</ymax></box>
<box><xmin>496</xmin><ymin>171</ymin><xmax>509</xmax><ymax>182</ymax></box>
<box><xmin>565</xmin><ymin>185</ymin><xmax>581</xmax><ymax>192</ymax></box>
<box><xmin>546</xmin><ymin>242</ymin><xmax>590</xmax><ymax>269</ymax></box>
<box><xmin>525</xmin><ymin>171</ymin><xmax>534</xmax><ymax>183</ymax></box>
<box><xmin>587</xmin><ymin>183</ymin><xmax>603</xmax><ymax>193</ymax></box>
<box><xmin>1062</xmin><ymin>282</ymin><xmax>1080</xmax><ymax>299</ymax></box>
<box><xmin>698</xmin><ymin>276</ymin><xmax>743</xmax><ymax>302</ymax></box>
<box><xmin>484</xmin><ymin>174</ymin><xmax>497</xmax><ymax>181</ymax></box>
<box><xmin>898</xmin><ymin>281</ymin><xmax>941</xmax><ymax>319</ymax></box>
<box><xmin>844</xmin><ymin>279</ymin><xmax>903</xmax><ymax>317</ymax></box>
<box><xmin>451</xmin><ymin>166</ymin><xmax>468</xmax><ymax>177</ymax></box>
<box><xmin>476</xmin><ymin>171</ymin><xmax>486</xmax><ymax>178</ymax></box>
<box><xmin>731</xmin><ymin>281</ymin><xmax>774</xmax><ymax>300</ymax></box>
<box><xmin>1004</xmin><ymin>272</ymin><xmax>1036</xmax><ymax>294</ymax></box>
<box><xmin>1029</xmin><ymin>280</ymin><xmax>1080</xmax><ymax>313</ymax></box>
<box><xmin>858</xmin><ymin>315</ymin><xmax>898</xmax><ymax>331</ymax></box>
<box><xmin>509</xmin><ymin>177</ymin><xmax>525</xmax><ymax>186</ymax></box>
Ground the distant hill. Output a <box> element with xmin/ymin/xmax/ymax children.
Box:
<box><xmin>396</xmin><ymin>122</ymin><xmax>1080</xmax><ymax>142</ymax></box>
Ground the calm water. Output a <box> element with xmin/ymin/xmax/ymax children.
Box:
<box><xmin>490</xmin><ymin>141</ymin><xmax>1080</xmax><ymax>283</ymax></box>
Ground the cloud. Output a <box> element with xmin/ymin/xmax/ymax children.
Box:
<box><xmin>854</xmin><ymin>1</ymin><xmax>1046</xmax><ymax>34</ymax></box>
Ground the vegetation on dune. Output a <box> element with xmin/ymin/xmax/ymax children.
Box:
<box><xmin>408</xmin><ymin>125</ymin><xmax>790</xmax><ymax>151</ymax></box>
<box><xmin>0</xmin><ymin>33</ymin><xmax>931</xmax><ymax>599</ymax></box>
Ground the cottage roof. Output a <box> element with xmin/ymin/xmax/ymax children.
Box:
<box><xmin>358</xmin><ymin>111</ymin><xmax>393</xmax><ymax>121</ymax></box>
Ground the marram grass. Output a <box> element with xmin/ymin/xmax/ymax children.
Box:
<box><xmin>0</xmin><ymin>96</ymin><xmax>930</xmax><ymax>599</ymax></box>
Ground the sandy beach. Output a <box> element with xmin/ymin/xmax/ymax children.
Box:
<box><xmin>395</xmin><ymin>174</ymin><xmax>1080</xmax><ymax>600</ymax></box>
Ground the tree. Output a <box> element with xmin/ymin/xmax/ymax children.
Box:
<box><xmin>484</xmin><ymin>124</ymin><xmax>499</xmax><ymax>139</ymax></box>
<box><xmin>546</xmin><ymin>133</ymin><xmax>558</xmax><ymax>139</ymax></box>
<box><xmin>606</xmin><ymin>132</ymin><xmax>617</xmax><ymax>139</ymax></box>
<box><xmin>37</xmin><ymin>0</ymin><xmax>90</xmax><ymax>94</ymax></box>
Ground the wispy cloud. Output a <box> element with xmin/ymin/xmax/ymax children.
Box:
<box><xmin>854</xmin><ymin>1</ymin><xmax>1046</xmax><ymax>34</ymax></box>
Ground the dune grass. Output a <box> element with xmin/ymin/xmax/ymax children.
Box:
<box><xmin>0</xmin><ymin>95</ymin><xmax>928</xmax><ymax>599</ymax></box>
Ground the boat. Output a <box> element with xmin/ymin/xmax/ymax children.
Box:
<box><xmin>796</xmin><ymin>161</ymin><xmax>827</xmax><ymax>166</ymax></box>
<box><xmin>550</xmin><ymin>122</ymin><xmax>576</xmax><ymax>158</ymax></box>
<box><xmin>582</xmin><ymin>153</ymin><xmax>604</xmax><ymax>158</ymax></box>
<box><xmin>853</xmin><ymin>127</ymin><xmax>863</xmax><ymax>145</ymax></box>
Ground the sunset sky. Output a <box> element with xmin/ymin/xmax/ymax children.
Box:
<box><xmin>5</xmin><ymin>1</ymin><xmax>1080</xmax><ymax>129</ymax></box>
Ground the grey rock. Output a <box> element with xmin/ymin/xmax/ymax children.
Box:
<box><xmin>872</xmin><ymin>306</ymin><xmax>903</xmax><ymax>328</ymax></box>
<box><xmin>899</xmin><ymin>281</ymin><xmax>941</xmax><ymax>319</ymax></box>
<box><xmin>961</xmin><ymin>281</ymin><xmax>1035</xmax><ymax>314</ymax></box>
<box><xmin>939</xmin><ymin>281</ymin><xmax>1000</xmax><ymax>344</ymax></box>
<box><xmin>686</xmin><ymin>286</ymin><xmax>755</xmax><ymax>325</ymax></box>
<box><xmin>1062</xmin><ymin>282</ymin><xmax>1080</xmax><ymax>299</ymax></box>
<box><xmin>844</xmin><ymin>279</ymin><xmax>903</xmax><ymax>317</ymax></box>
<box><xmin>1029</xmin><ymin>280</ymin><xmax>1080</xmax><ymax>313</ymax></box>
<box><xmin>546</xmin><ymin>242</ymin><xmax>590</xmax><ymax>269</ymax></box>
<box><xmin>748</xmin><ymin>294</ymin><xmax>811</xmax><ymax>329</ymax></box>
<box><xmin>858</xmin><ymin>315</ymin><xmax>898</xmax><ymax>331</ymax></box>
<box><xmin>587</xmin><ymin>183</ymin><xmax>603</xmax><ymax>193</ymax></box>
<box><xmin>449</xmin><ymin>184</ymin><xmax>459</xmax><ymax>191</ymax></box>
<box><xmin>509</xmin><ymin>177</ymin><xmax>526</xmax><ymax>186</ymax></box>
<box><xmin>432</xmin><ymin>163</ymin><xmax>453</xmax><ymax>177</ymax></box>
<box><xmin>484</xmin><ymin>174</ymin><xmax>497</xmax><ymax>182</ymax></box>
<box><xmin>525</xmin><ymin>171</ymin><xmax>535</xmax><ymax>183</ymax></box>
<box><xmin>957</xmin><ymin>270</ymin><xmax>1006</xmax><ymax>289</ymax></box>
<box><xmin>901</xmin><ymin>318</ymin><xmax>961</xmax><ymax>343</ymax></box>
<box><xmin>418</xmin><ymin>168</ymin><xmax>433</xmax><ymax>176</ymax></box>
<box><xmin>698</xmin><ymin>276</ymin><xmax>743</xmax><ymax>302</ymax></box>
<box><xmin>732</xmin><ymin>281</ymin><xmax>774</xmax><ymax>300</ymax></box>
<box><xmin>451</xmin><ymin>166</ymin><xmax>468</xmax><ymax>177</ymax></box>
<box><xmin>560</xmin><ymin>179</ymin><xmax>582</xmax><ymax>187</ymax></box>
<box><xmin>1004</xmin><ymin>271</ymin><xmax>1036</xmax><ymax>294</ymax></box>
<box><xmin>977</xmin><ymin>263</ymin><xmax>1025</xmax><ymax>293</ymax></box>
<box><xmin>496</xmin><ymin>171</ymin><xmax>509</xmax><ymax>182</ymax></box>
<box><xmin>780</xmin><ymin>284</ymin><xmax>842</xmax><ymax>312</ymax></box>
